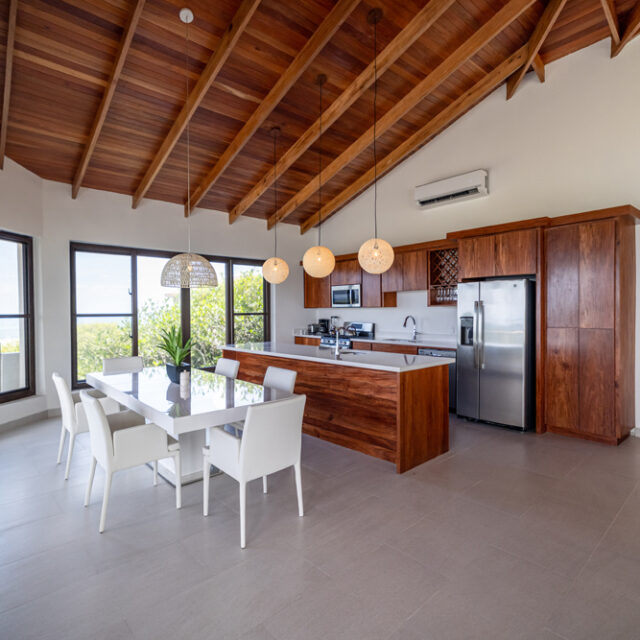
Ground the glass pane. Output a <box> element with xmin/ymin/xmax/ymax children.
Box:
<box><xmin>0</xmin><ymin>239</ymin><xmax>24</xmax><ymax>315</ymax></box>
<box><xmin>76</xmin><ymin>317</ymin><xmax>132</xmax><ymax>381</ymax></box>
<box><xmin>234</xmin><ymin>315</ymin><xmax>264</xmax><ymax>344</ymax></box>
<box><xmin>76</xmin><ymin>252</ymin><xmax>132</xmax><ymax>314</ymax></box>
<box><xmin>191</xmin><ymin>262</ymin><xmax>226</xmax><ymax>368</ymax></box>
<box><xmin>0</xmin><ymin>318</ymin><xmax>27</xmax><ymax>392</ymax></box>
<box><xmin>137</xmin><ymin>256</ymin><xmax>181</xmax><ymax>367</ymax></box>
<box><xmin>233</xmin><ymin>264</ymin><xmax>264</xmax><ymax>313</ymax></box>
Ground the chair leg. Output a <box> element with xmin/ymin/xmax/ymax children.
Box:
<box><xmin>153</xmin><ymin>460</ymin><xmax>158</xmax><ymax>486</ymax></box>
<box><xmin>202</xmin><ymin>455</ymin><xmax>210</xmax><ymax>516</ymax></box>
<box><xmin>84</xmin><ymin>457</ymin><xmax>97</xmax><ymax>507</ymax></box>
<box><xmin>239</xmin><ymin>481</ymin><xmax>247</xmax><ymax>549</ymax></box>
<box><xmin>99</xmin><ymin>471</ymin><xmax>112</xmax><ymax>533</ymax></box>
<box><xmin>56</xmin><ymin>424</ymin><xmax>66</xmax><ymax>464</ymax></box>
<box><xmin>262</xmin><ymin>475</ymin><xmax>268</xmax><ymax>494</ymax></box>
<box><xmin>64</xmin><ymin>433</ymin><xmax>76</xmax><ymax>480</ymax></box>
<box><xmin>174</xmin><ymin>454</ymin><xmax>182</xmax><ymax>510</ymax></box>
<box><xmin>294</xmin><ymin>462</ymin><xmax>304</xmax><ymax>517</ymax></box>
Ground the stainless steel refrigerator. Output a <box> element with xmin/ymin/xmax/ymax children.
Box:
<box><xmin>456</xmin><ymin>278</ymin><xmax>535</xmax><ymax>430</ymax></box>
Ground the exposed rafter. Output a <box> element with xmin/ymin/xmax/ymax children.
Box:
<box><xmin>600</xmin><ymin>0</ymin><xmax>621</xmax><ymax>46</ymax></box>
<box><xmin>611</xmin><ymin>0</ymin><xmax>640</xmax><ymax>57</ymax></box>
<box><xmin>0</xmin><ymin>0</ymin><xmax>17</xmax><ymax>170</ymax></box>
<box><xmin>300</xmin><ymin>46</ymin><xmax>528</xmax><ymax>234</ymax></box>
<box><xmin>506</xmin><ymin>0</ymin><xmax>567</xmax><ymax>100</ymax></box>
<box><xmin>187</xmin><ymin>0</ymin><xmax>360</xmax><ymax>216</ymax></box>
<box><xmin>131</xmin><ymin>0</ymin><xmax>261</xmax><ymax>209</ymax></box>
<box><xmin>228</xmin><ymin>0</ymin><xmax>456</xmax><ymax>224</ymax></box>
<box><xmin>531</xmin><ymin>53</ymin><xmax>545</xmax><ymax>82</ymax></box>
<box><xmin>268</xmin><ymin>0</ymin><xmax>535</xmax><ymax>229</ymax></box>
<box><xmin>71</xmin><ymin>0</ymin><xmax>146</xmax><ymax>198</ymax></box>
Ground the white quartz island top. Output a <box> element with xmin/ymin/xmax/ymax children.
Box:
<box><xmin>223</xmin><ymin>342</ymin><xmax>454</xmax><ymax>373</ymax></box>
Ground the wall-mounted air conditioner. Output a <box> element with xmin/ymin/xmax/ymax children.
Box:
<box><xmin>414</xmin><ymin>169</ymin><xmax>488</xmax><ymax>209</ymax></box>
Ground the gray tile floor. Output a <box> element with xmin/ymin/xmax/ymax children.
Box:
<box><xmin>2</xmin><ymin>415</ymin><xmax>640</xmax><ymax>640</ymax></box>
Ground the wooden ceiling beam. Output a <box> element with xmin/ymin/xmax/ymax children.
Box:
<box><xmin>611</xmin><ymin>0</ymin><xmax>640</xmax><ymax>57</ymax></box>
<box><xmin>300</xmin><ymin>46</ymin><xmax>528</xmax><ymax>234</ymax></box>
<box><xmin>531</xmin><ymin>53</ymin><xmax>545</xmax><ymax>82</ymax></box>
<box><xmin>506</xmin><ymin>0</ymin><xmax>568</xmax><ymax>100</ymax></box>
<box><xmin>131</xmin><ymin>0</ymin><xmax>261</xmax><ymax>209</ymax></box>
<box><xmin>228</xmin><ymin>0</ymin><xmax>456</xmax><ymax>224</ymax></box>
<box><xmin>600</xmin><ymin>0</ymin><xmax>621</xmax><ymax>46</ymax></box>
<box><xmin>187</xmin><ymin>0</ymin><xmax>360</xmax><ymax>216</ymax></box>
<box><xmin>71</xmin><ymin>0</ymin><xmax>146</xmax><ymax>198</ymax></box>
<box><xmin>0</xmin><ymin>0</ymin><xmax>18</xmax><ymax>170</ymax></box>
<box><xmin>269</xmin><ymin>0</ymin><xmax>536</xmax><ymax>229</ymax></box>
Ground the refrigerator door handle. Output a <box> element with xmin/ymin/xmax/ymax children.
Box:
<box><xmin>478</xmin><ymin>300</ymin><xmax>485</xmax><ymax>369</ymax></box>
<box><xmin>473</xmin><ymin>301</ymin><xmax>479</xmax><ymax>369</ymax></box>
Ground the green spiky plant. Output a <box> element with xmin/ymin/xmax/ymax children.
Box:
<box><xmin>157</xmin><ymin>326</ymin><xmax>191</xmax><ymax>366</ymax></box>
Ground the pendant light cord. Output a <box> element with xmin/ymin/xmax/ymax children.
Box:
<box><xmin>272</xmin><ymin>129</ymin><xmax>278</xmax><ymax>259</ymax></box>
<box><xmin>372</xmin><ymin>16</ymin><xmax>378</xmax><ymax>241</ymax></box>
<box><xmin>317</xmin><ymin>79</ymin><xmax>323</xmax><ymax>247</ymax></box>
<box><xmin>185</xmin><ymin>18</ymin><xmax>192</xmax><ymax>254</ymax></box>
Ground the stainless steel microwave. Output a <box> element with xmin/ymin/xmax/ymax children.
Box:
<box><xmin>331</xmin><ymin>284</ymin><xmax>361</xmax><ymax>308</ymax></box>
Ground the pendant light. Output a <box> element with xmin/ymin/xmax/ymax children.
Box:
<box><xmin>358</xmin><ymin>9</ymin><xmax>394</xmax><ymax>275</ymax></box>
<box><xmin>303</xmin><ymin>74</ymin><xmax>335</xmax><ymax>279</ymax></box>
<box><xmin>161</xmin><ymin>8</ymin><xmax>218</xmax><ymax>288</ymax></box>
<box><xmin>262</xmin><ymin>127</ymin><xmax>290</xmax><ymax>284</ymax></box>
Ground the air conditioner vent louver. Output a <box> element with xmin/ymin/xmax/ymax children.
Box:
<box><xmin>415</xmin><ymin>170</ymin><xmax>488</xmax><ymax>210</ymax></box>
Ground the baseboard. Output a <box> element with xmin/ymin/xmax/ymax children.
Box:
<box><xmin>0</xmin><ymin>410</ymin><xmax>51</xmax><ymax>433</ymax></box>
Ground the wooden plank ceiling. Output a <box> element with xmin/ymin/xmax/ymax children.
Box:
<box><xmin>1</xmin><ymin>0</ymin><xmax>638</xmax><ymax>232</ymax></box>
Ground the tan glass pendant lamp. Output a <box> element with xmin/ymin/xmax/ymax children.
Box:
<box><xmin>161</xmin><ymin>8</ymin><xmax>218</xmax><ymax>288</ymax></box>
<box><xmin>358</xmin><ymin>9</ymin><xmax>394</xmax><ymax>275</ymax></box>
<box><xmin>302</xmin><ymin>74</ymin><xmax>335</xmax><ymax>279</ymax></box>
<box><xmin>262</xmin><ymin>127</ymin><xmax>290</xmax><ymax>285</ymax></box>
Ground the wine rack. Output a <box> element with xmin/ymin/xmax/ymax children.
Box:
<box><xmin>428</xmin><ymin>247</ymin><xmax>458</xmax><ymax>306</ymax></box>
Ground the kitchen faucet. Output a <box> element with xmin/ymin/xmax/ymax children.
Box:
<box><xmin>334</xmin><ymin>326</ymin><xmax>345</xmax><ymax>357</ymax></box>
<box><xmin>403</xmin><ymin>315</ymin><xmax>418</xmax><ymax>341</ymax></box>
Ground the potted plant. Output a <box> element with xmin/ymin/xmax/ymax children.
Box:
<box><xmin>158</xmin><ymin>326</ymin><xmax>191</xmax><ymax>384</ymax></box>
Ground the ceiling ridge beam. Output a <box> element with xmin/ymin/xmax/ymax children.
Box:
<box><xmin>187</xmin><ymin>0</ymin><xmax>360</xmax><ymax>216</ymax></box>
<box><xmin>228</xmin><ymin>0</ymin><xmax>457</xmax><ymax>224</ymax></box>
<box><xmin>300</xmin><ymin>45</ymin><xmax>529</xmax><ymax>234</ymax></box>
<box><xmin>611</xmin><ymin>0</ymin><xmax>640</xmax><ymax>57</ymax></box>
<box><xmin>506</xmin><ymin>0</ymin><xmax>568</xmax><ymax>100</ymax></box>
<box><xmin>269</xmin><ymin>0</ymin><xmax>536</xmax><ymax>229</ymax></box>
<box><xmin>531</xmin><ymin>53</ymin><xmax>545</xmax><ymax>82</ymax></box>
<box><xmin>600</xmin><ymin>0</ymin><xmax>621</xmax><ymax>46</ymax></box>
<box><xmin>131</xmin><ymin>0</ymin><xmax>261</xmax><ymax>209</ymax></box>
<box><xmin>0</xmin><ymin>0</ymin><xmax>18</xmax><ymax>170</ymax></box>
<box><xmin>72</xmin><ymin>0</ymin><xmax>146</xmax><ymax>198</ymax></box>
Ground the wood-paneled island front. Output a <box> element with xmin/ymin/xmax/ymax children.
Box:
<box><xmin>222</xmin><ymin>343</ymin><xmax>454</xmax><ymax>473</ymax></box>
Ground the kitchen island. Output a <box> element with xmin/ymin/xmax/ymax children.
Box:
<box><xmin>222</xmin><ymin>342</ymin><xmax>453</xmax><ymax>473</ymax></box>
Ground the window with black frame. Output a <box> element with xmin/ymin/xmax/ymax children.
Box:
<box><xmin>0</xmin><ymin>231</ymin><xmax>35</xmax><ymax>403</ymax></box>
<box><xmin>70</xmin><ymin>243</ymin><xmax>269</xmax><ymax>387</ymax></box>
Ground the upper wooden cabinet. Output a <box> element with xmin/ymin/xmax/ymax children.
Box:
<box><xmin>545</xmin><ymin>225</ymin><xmax>579</xmax><ymax>328</ymax></box>
<box><xmin>382</xmin><ymin>253</ymin><xmax>403</xmax><ymax>292</ymax></box>
<box><xmin>401</xmin><ymin>249</ymin><xmax>428</xmax><ymax>291</ymax></box>
<box><xmin>330</xmin><ymin>259</ymin><xmax>361</xmax><ymax>286</ymax></box>
<box><xmin>361</xmin><ymin>270</ymin><xmax>381</xmax><ymax>308</ymax></box>
<box><xmin>303</xmin><ymin>271</ymin><xmax>330</xmax><ymax>309</ymax></box>
<box><xmin>458</xmin><ymin>230</ymin><xmax>537</xmax><ymax>280</ymax></box>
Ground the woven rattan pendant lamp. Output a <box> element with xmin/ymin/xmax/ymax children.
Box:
<box><xmin>161</xmin><ymin>8</ymin><xmax>218</xmax><ymax>289</ymax></box>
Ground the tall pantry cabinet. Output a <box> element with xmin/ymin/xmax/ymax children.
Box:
<box><xmin>544</xmin><ymin>214</ymin><xmax>636</xmax><ymax>443</ymax></box>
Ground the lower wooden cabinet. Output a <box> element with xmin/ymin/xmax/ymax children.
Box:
<box><xmin>371</xmin><ymin>342</ymin><xmax>418</xmax><ymax>355</ymax></box>
<box><xmin>294</xmin><ymin>336</ymin><xmax>321</xmax><ymax>346</ymax></box>
<box><xmin>351</xmin><ymin>341</ymin><xmax>372</xmax><ymax>350</ymax></box>
<box><xmin>545</xmin><ymin>328</ymin><xmax>579</xmax><ymax>430</ymax></box>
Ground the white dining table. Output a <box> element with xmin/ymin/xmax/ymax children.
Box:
<box><xmin>86</xmin><ymin>366</ymin><xmax>292</xmax><ymax>484</ymax></box>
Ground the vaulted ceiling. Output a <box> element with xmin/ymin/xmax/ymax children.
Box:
<box><xmin>1</xmin><ymin>0</ymin><xmax>639</xmax><ymax>233</ymax></box>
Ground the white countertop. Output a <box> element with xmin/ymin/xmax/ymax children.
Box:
<box><xmin>224</xmin><ymin>342</ymin><xmax>454</xmax><ymax>373</ymax></box>
<box><xmin>294</xmin><ymin>332</ymin><xmax>457</xmax><ymax>350</ymax></box>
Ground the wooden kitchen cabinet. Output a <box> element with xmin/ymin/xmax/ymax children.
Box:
<box><xmin>361</xmin><ymin>270</ymin><xmax>382</xmax><ymax>308</ymax></box>
<box><xmin>546</xmin><ymin>225</ymin><xmax>579</xmax><ymax>328</ymax></box>
<box><xmin>294</xmin><ymin>336</ymin><xmax>321</xmax><ymax>346</ymax></box>
<box><xmin>303</xmin><ymin>271</ymin><xmax>330</xmax><ymax>308</ymax></box>
<box><xmin>371</xmin><ymin>342</ymin><xmax>419</xmax><ymax>355</ymax></box>
<box><xmin>381</xmin><ymin>253</ymin><xmax>403</xmax><ymax>292</ymax></box>
<box><xmin>401</xmin><ymin>249</ymin><xmax>428</xmax><ymax>291</ymax></box>
<box><xmin>495</xmin><ymin>229</ymin><xmax>537</xmax><ymax>276</ymax></box>
<box><xmin>331</xmin><ymin>259</ymin><xmax>361</xmax><ymax>286</ymax></box>
<box><xmin>545</xmin><ymin>328</ymin><xmax>579</xmax><ymax>430</ymax></box>
<box><xmin>457</xmin><ymin>236</ymin><xmax>495</xmax><ymax>280</ymax></box>
<box><xmin>351</xmin><ymin>341</ymin><xmax>372</xmax><ymax>350</ymax></box>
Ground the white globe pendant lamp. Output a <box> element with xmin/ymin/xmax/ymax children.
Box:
<box><xmin>262</xmin><ymin>127</ymin><xmax>290</xmax><ymax>285</ymax></box>
<box><xmin>161</xmin><ymin>8</ymin><xmax>217</xmax><ymax>289</ymax></box>
<box><xmin>303</xmin><ymin>73</ymin><xmax>335</xmax><ymax>279</ymax></box>
<box><xmin>358</xmin><ymin>9</ymin><xmax>394</xmax><ymax>276</ymax></box>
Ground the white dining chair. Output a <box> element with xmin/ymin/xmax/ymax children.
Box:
<box><xmin>80</xmin><ymin>391</ymin><xmax>182</xmax><ymax>533</ymax></box>
<box><xmin>102</xmin><ymin>356</ymin><xmax>144</xmax><ymax>375</ymax></box>
<box><xmin>263</xmin><ymin>366</ymin><xmax>297</xmax><ymax>394</ymax></box>
<box><xmin>202</xmin><ymin>394</ymin><xmax>306</xmax><ymax>548</ymax></box>
<box><xmin>215</xmin><ymin>357</ymin><xmax>239</xmax><ymax>379</ymax></box>
<box><xmin>52</xmin><ymin>372</ymin><xmax>122</xmax><ymax>480</ymax></box>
